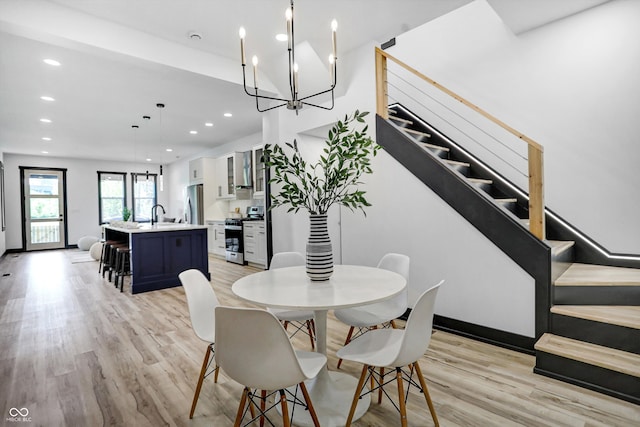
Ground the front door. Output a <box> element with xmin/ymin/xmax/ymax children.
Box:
<box><xmin>22</xmin><ymin>168</ymin><xmax>67</xmax><ymax>250</ymax></box>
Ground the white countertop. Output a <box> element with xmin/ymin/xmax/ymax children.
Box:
<box><xmin>104</xmin><ymin>223</ymin><xmax>208</xmax><ymax>233</ymax></box>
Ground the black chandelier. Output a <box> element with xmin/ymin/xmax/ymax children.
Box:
<box><xmin>239</xmin><ymin>0</ymin><xmax>337</xmax><ymax>114</ymax></box>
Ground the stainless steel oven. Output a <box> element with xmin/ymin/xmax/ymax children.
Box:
<box><xmin>224</xmin><ymin>218</ymin><xmax>245</xmax><ymax>265</ymax></box>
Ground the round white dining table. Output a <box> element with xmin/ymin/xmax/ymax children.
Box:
<box><xmin>232</xmin><ymin>264</ymin><xmax>406</xmax><ymax>427</ymax></box>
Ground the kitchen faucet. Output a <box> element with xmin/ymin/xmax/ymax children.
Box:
<box><xmin>151</xmin><ymin>204</ymin><xmax>165</xmax><ymax>225</ymax></box>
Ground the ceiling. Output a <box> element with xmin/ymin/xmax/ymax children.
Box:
<box><xmin>0</xmin><ymin>0</ymin><xmax>609</xmax><ymax>165</ymax></box>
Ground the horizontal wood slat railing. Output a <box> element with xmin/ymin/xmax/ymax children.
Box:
<box><xmin>375</xmin><ymin>46</ymin><xmax>545</xmax><ymax>240</ymax></box>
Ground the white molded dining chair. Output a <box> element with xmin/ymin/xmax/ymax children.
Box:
<box><xmin>336</xmin><ymin>280</ymin><xmax>444</xmax><ymax>427</ymax></box>
<box><xmin>334</xmin><ymin>253</ymin><xmax>410</xmax><ymax>368</ymax></box>
<box><xmin>215</xmin><ymin>306</ymin><xmax>327</xmax><ymax>427</ymax></box>
<box><xmin>268</xmin><ymin>252</ymin><xmax>316</xmax><ymax>349</ymax></box>
<box><xmin>178</xmin><ymin>269</ymin><xmax>221</xmax><ymax>419</ymax></box>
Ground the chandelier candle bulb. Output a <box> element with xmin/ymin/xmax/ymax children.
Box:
<box><xmin>293</xmin><ymin>63</ymin><xmax>299</xmax><ymax>94</ymax></box>
<box><xmin>329</xmin><ymin>54</ymin><xmax>335</xmax><ymax>84</ymax></box>
<box><xmin>331</xmin><ymin>19</ymin><xmax>338</xmax><ymax>59</ymax></box>
<box><xmin>252</xmin><ymin>55</ymin><xmax>259</xmax><ymax>88</ymax></box>
<box><xmin>286</xmin><ymin>8</ymin><xmax>293</xmax><ymax>50</ymax></box>
<box><xmin>239</xmin><ymin>27</ymin><xmax>246</xmax><ymax>65</ymax></box>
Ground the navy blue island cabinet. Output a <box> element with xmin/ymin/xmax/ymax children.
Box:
<box><xmin>104</xmin><ymin>224</ymin><xmax>210</xmax><ymax>294</ymax></box>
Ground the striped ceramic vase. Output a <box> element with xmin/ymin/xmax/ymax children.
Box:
<box><xmin>306</xmin><ymin>214</ymin><xmax>333</xmax><ymax>281</ymax></box>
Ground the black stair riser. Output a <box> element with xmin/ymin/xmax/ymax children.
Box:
<box><xmin>391</xmin><ymin>104</ymin><xmax>640</xmax><ymax>270</ymax></box>
<box><xmin>554</xmin><ymin>286</ymin><xmax>640</xmax><ymax>305</ymax></box>
<box><xmin>550</xmin><ymin>313</ymin><xmax>640</xmax><ymax>354</ymax></box>
<box><xmin>378</xmin><ymin>114</ymin><xmax>552</xmax><ymax>339</ymax></box>
<box><xmin>535</xmin><ymin>352</ymin><xmax>640</xmax><ymax>405</ymax></box>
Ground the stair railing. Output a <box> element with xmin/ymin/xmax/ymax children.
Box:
<box><xmin>375</xmin><ymin>46</ymin><xmax>545</xmax><ymax>240</ymax></box>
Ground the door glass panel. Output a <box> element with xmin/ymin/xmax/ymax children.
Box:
<box><xmin>30</xmin><ymin>221</ymin><xmax>61</xmax><ymax>244</ymax></box>
<box><xmin>30</xmin><ymin>198</ymin><xmax>59</xmax><ymax>219</ymax></box>
<box><xmin>29</xmin><ymin>174</ymin><xmax>59</xmax><ymax>195</ymax></box>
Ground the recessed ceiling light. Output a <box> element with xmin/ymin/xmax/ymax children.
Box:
<box><xmin>188</xmin><ymin>31</ymin><xmax>202</xmax><ymax>40</ymax></box>
<box><xmin>205</xmin><ymin>122</ymin><xmax>213</xmax><ymax>127</ymax></box>
<box><xmin>40</xmin><ymin>118</ymin><xmax>52</xmax><ymax>123</ymax></box>
<box><xmin>224</xmin><ymin>113</ymin><xmax>233</xmax><ymax>118</ymax></box>
<box><xmin>275</xmin><ymin>33</ymin><xmax>288</xmax><ymax>42</ymax></box>
<box><xmin>42</xmin><ymin>137</ymin><xmax>52</xmax><ymax>141</ymax></box>
<box><xmin>166</xmin><ymin>148</ymin><xmax>173</xmax><ymax>152</ymax></box>
<box><xmin>146</xmin><ymin>158</ymin><xmax>152</xmax><ymax>162</ymax></box>
<box><xmin>190</xmin><ymin>130</ymin><xmax>198</xmax><ymax>134</ymax></box>
<box><xmin>43</xmin><ymin>58</ymin><xmax>61</xmax><ymax>66</ymax></box>
<box><xmin>41</xmin><ymin>151</ymin><xmax>49</xmax><ymax>154</ymax></box>
<box><xmin>40</xmin><ymin>96</ymin><xmax>55</xmax><ymax>102</ymax></box>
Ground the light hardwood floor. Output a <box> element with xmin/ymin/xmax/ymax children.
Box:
<box><xmin>0</xmin><ymin>250</ymin><xmax>638</xmax><ymax>426</ymax></box>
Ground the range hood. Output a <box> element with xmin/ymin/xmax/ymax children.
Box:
<box><xmin>236</xmin><ymin>151</ymin><xmax>253</xmax><ymax>189</ymax></box>
<box><xmin>235</xmin><ymin>151</ymin><xmax>252</xmax><ymax>200</ymax></box>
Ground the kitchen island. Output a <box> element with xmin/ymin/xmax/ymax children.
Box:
<box><xmin>104</xmin><ymin>223</ymin><xmax>210</xmax><ymax>294</ymax></box>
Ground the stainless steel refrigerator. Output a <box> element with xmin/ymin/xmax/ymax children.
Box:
<box><xmin>185</xmin><ymin>184</ymin><xmax>204</xmax><ymax>225</ymax></box>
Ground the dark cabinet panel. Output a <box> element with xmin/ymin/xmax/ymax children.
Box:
<box><xmin>128</xmin><ymin>228</ymin><xmax>209</xmax><ymax>294</ymax></box>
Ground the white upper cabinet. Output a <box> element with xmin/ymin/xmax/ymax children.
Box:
<box><xmin>215</xmin><ymin>152</ymin><xmax>252</xmax><ymax>200</ymax></box>
<box><xmin>189</xmin><ymin>158</ymin><xmax>204</xmax><ymax>185</ymax></box>
<box><xmin>252</xmin><ymin>145</ymin><xmax>265</xmax><ymax>197</ymax></box>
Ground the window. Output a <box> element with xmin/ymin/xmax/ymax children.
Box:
<box><xmin>98</xmin><ymin>172</ymin><xmax>126</xmax><ymax>224</ymax></box>
<box><xmin>131</xmin><ymin>173</ymin><xmax>157</xmax><ymax>222</ymax></box>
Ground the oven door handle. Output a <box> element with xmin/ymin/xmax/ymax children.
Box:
<box><xmin>225</xmin><ymin>225</ymin><xmax>242</xmax><ymax>231</ymax></box>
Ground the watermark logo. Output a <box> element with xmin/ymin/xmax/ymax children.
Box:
<box><xmin>6</xmin><ymin>407</ymin><xmax>31</xmax><ymax>422</ymax></box>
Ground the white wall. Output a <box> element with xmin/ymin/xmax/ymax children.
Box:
<box><xmin>3</xmin><ymin>153</ymin><xmax>167</xmax><ymax>250</ymax></box>
<box><xmin>261</xmin><ymin>0</ymin><xmax>640</xmax><ymax>338</ymax></box>
<box><xmin>389</xmin><ymin>0</ymin><xmax>640</xmax><ymax>254</ymax></box>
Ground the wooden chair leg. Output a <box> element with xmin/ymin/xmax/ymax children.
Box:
<box><xmin>279</xmin><ymin>390</ymin><xmax>291</xmax><ymax>427</ymax></box>
<box><xmin>378</xmin><ymin>367</ymin><xmax>385</xmax><ymax>404</ymax></box>
<box><xmin>306</xmin><ymin>320</ymin><xmax>315</xmax><ymax>350</ymax></box>
<box><xmin>234</xmin><ymin>387</ymin><xmax>249</xmax><ymax>427</ymax></box>
<box><xmin>346</xmin><ymin>365</ymin><xmax>369</xmax><ymax>427</ymax></box>
<box><xmin>259</xmin><ymin>389</ymin><xmax>266</xmax><ymax>427</ymax></box>
<box><xmin>248</xmin><ymin>391</ymin><xmax>256</xmax><ymax>419</ymax></box>
<box><xmin>283</xmin><ymin>320</ymin><xmax>289</xmax><ymax>331</ymax></box>
<box><xmin>396</xmin><ymin>368</ymin><xmax>408</xmax><ymax>427</ymax></box>
<box><xmin>299</xmin><ymin>381</ymin><xmax>321</xmax><ymax>427</ymax></box>
<box><xmin>337</xmin><ymin>326</ymin><xmax>355</xmax><ymax>369</ymax></box>
<box><xmin>413</xmin><ymin>362</ymin><xmax>439</xmax><ymax>427</ymax></box>
<box><xmin>214</xmin><ymin>365</ymin><xmax>220</xmax><ymax>383</ymax></box>
<box><xmin>190</xmin><ymin>345</ymin><xmax>212</xmax><ymax>418</ymax></box>
<box><xmin>390</xmin><ymin>319</ymin><xmax>397</xmax><ymax>328</ymax></box>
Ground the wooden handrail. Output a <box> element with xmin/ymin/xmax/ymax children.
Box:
<box><xmin>375</xmin><ymin>46</ymin><xmax>545</xmax><ymax>240</ymax></box>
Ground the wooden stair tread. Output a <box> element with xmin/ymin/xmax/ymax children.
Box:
<box><xmin>551</xmin><ymin>305</ymin><xmax>640</xmax><ymax>330</ymax></box>
<box><xmin>421</xmin><ymin>142</ymin><xmax>449</xmax><ymax>152</ymax></box>
<box><xmin>535</xmin><ymin>333</ymin><xmax>640</xmax><ymax>378</ymax></box>
<box><xmin>494</xmin><ymin>198</ymin><xmax>517</xmax><ymax>203</ymax></box>
<box><xmin>444</xmin><ymin>159</ymin><xmax>470</xmax><ymax>167</ymax></box>
<box><xmin>389</xmin><ymin>116</ymin><xmax>412</xmax><ymax>125</ymax></box>
<box><xmin>556</xmin><ymin>263</ymin><xmax>640</xmax><ymax>287</ymax></box>
<box><xmin>546</xmin><ymin>240</ymin><xmax>575</xmax><ymax>256</ymax></box>
<box><xmin>403</xmin><ymin>128</ymin><xmax>431</xmax><ymax>138</ymax></box>
<box><xmin>468</xmin><ymin>178</ymin><xmax>492</xmax><ymax>185</ymax></box>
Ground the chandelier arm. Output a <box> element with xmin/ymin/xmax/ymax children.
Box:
<box><xmin>242</xmin><ymin>65</ymin><xmax>257</xmax><ymax>97</ymax></box>
<box><xmin>297</xmin><ymin>85</ymin><xmax>336</xmax><ymax>102</ymax></box>
<box><xmin>257</xmin><ymin>101</ymin><xmax>290</xmax><ymax>113</ymax></box>
<box><xmin>301</xmin><ymin>99</ymin><xmax>334</xmax><ymax>111</ymax></box>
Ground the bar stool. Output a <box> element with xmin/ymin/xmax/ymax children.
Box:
<box><xmin>107</xmin><ymin>243</ymin><xmax>127</xmax><ymax>282</ymax></box>
<box><xmin>114</xmin><ymin>247</ymin><xmax>131</xmax><ymax>292</ymax></box>
<box><xmin>99</xmin><ymin>240</ymin><xmax>121</xmax><ymax>277</ymax></box>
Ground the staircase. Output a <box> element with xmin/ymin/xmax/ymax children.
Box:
<box><xmin>378</xmin><ymin>104</ymin><xmax>640</xmax><ymax>405</ymax></box>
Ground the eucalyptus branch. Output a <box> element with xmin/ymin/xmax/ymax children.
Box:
<box><xmin>263</xmin><ymin>110</ymin><xmax>380</xmax><ymax>215</ymax></box>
